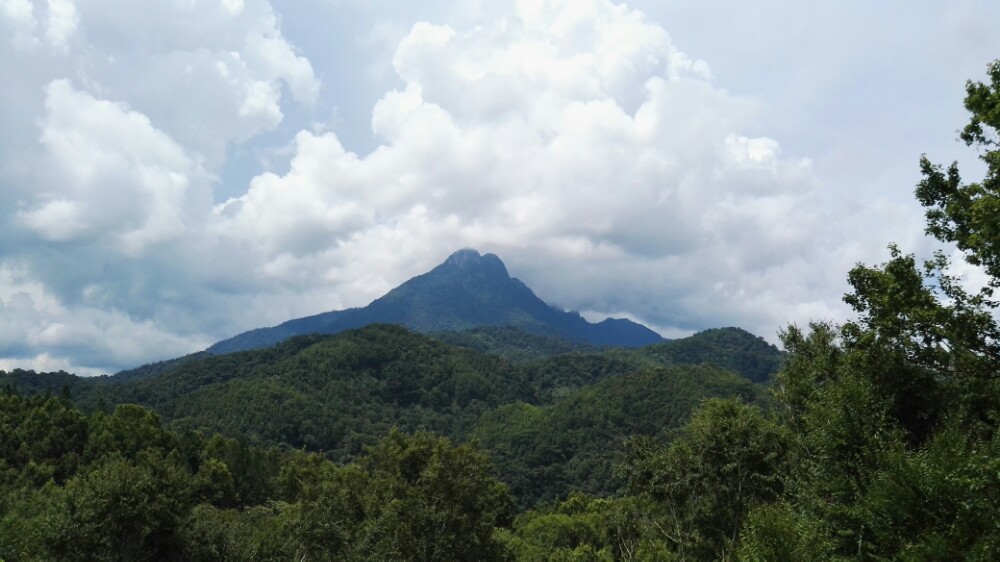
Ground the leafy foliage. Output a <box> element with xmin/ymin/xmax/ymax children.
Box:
<box><xmin>2</xmin><ymin>323</ymin><xmax>781</xmax><ymax>510</ymax></box>
<box><xmin>432</xmin><ymin>325</ymin><xmax>602</xmax><ymax>363</ymax></box>
<box><xmin>634</xmin><ymin>327</ymin><xmax>784</xmax><ymax>383</ymax></box>
<box><xmin>0</xmin><ymin>392</ymin><xmax>513</xmax><ymax>561</ymax></box>
<box><xmin>736</xmin><ymin>59</ymin><xmax>1000</xmax><ymax>561</ymax></box>
<box><xmin>476</xmin><ymin>366</ymin><xmax>766</xmax><ymax>506</ymax></box>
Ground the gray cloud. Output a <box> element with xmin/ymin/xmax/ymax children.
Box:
<box><xmin>0</xmin><ymin>0</ymin><xmax>998</xmax><ymax>374</ymax></box>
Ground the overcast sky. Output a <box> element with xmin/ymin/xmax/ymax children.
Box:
<box><xmin>1</xmin><ymin>0</ymin><xmax>998</xmax><ymax>375</ymax></box>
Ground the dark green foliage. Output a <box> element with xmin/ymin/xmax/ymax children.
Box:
<box><xmin>68</xmin><ymin>326</ymin><xmax>531</xmax><ymax>459</ymax></box>
<box><xmin>53</xmin><ymin>452</ymin><xmax>191</xmax><ymax>561</ymax></box>
<box><xmin>636</xmin><ymin>327</ymin><xmax>784</xmax><ymax>383</ymax></box>
<box><xmin>623</xmin><ymin>399</ymin><xmax>789</xmax><ymax>560</ymax></box>
<box><xmin>85</xmin><ymin>404</ymin><xmax>178</xmax><ymax>462</ymax></box>
<box><xmin>357</xmin><ymin>430</ymin><xmax>512</xmax><ymax>561</ymax></box>
<box><xmin>179</xmin><ymin>503</ymin><xmax>294</xmax><ymax>561</ymax></box>
<box><xmin>4</xmin><ymin>59</ymin><xmax>999</xmax><ymax>562</ymax></box>
<box><xmin>0</xmin><ymin>393</ymin><xmax>513</xmax><ymax>561</ymax></box>
<box><xmin>0</xmin><ymin>391</ymin><xmax>88</xmax><ymax>485</ymax></box>
<box><xmin>2</xmin><ymin>323</ymin><xmax>780</xmax><ymax>509</ymax></box>
<box><xmin>738</xmin><ymin>60</ymin><xmax>1000</xmax><ymax>561</ymax></box>
<box><xmin>916</xmin><ymin>60</ymin><xmax>1000</xmax><ymax>286</ymax></box>
<box><xmin>432</xmin><ymin>325</ymin><xmax>602</xmax><ymax>363</ymax></box>
<box><xmin>0</xmin><ymin>253</ymin><xmax>784</xmax><ymax>561</ymax></box>
<box><xmin>476</xmin><ymin>366</ymin><xmax>766</xmax><ymax>505</ymax></box>
<box><xmin>0</xmin><ymin>395</ymin><xmax>197</xmax><ymax>560</ymax></box>
<box><xmin>0</xmin><ymin>368</ymin><xmax>99</xmax><ymax>399</ymax></box>
<box><xmin>517</xmin><ymin>352</ymin><xmax>645</xmax><ymax>402</ymax></box>
<box><xmin>111</xmin><ymin>352</ymin><xmax>211</xmax><ymax>383</ymax></box>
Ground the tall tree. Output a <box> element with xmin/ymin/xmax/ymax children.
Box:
<box><xmin>740</xmin><ymin>59</ymin><xmax>1000</xmax><ymax>560</ymax></box>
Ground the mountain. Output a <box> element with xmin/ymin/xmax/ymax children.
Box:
<box><xmin>207</xmin><ymin>249</ymin><xmax>664</xmax><ymax>354</ymax></box>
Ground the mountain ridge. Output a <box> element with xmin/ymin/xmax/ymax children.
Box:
<box><xmin>207</xmin><ymin>249</ymin><xmax>664</xmax><ymax>353</ymax></box>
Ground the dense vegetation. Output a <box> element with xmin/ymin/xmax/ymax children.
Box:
<box><xmin>1</xmin><ymin>324</ymin><xmax>777</xmax><ymax>509</ymax></box>
<box><xmin>431</xmin><ymin>325</ymin><xmax>602</xmax><ymax>363</ymax></box>
<box><xmin>0</xmin><ymin>392</ymin><xmax>510</xmax><ymax>560</ymax></box>
<box><xmin>2</xmin><ymin>61</ymin><xmax>999</xmax><ymax>560</ymax></box>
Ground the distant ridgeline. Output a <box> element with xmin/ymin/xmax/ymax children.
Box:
<box><xmin>207</xmin><ymin>249</ymin><xmax>665</xmax><ymax>354</ymax></box>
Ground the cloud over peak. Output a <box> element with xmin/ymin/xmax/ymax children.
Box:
<box><xmin>2</xmin><ymin>0</ymin><xmax>989</xmax><ymax>374</ymax></box>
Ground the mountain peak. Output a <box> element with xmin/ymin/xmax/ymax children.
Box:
<box><xmin>207</xmin><ymin>249</ymin><xmax>664</xmax><ymax>353</ymax></box>
<box><xmin>440</xmin><ymin>248</ymin><xmax>509</xmax><ymax>279</ymax></box>
<box><xmin>445</xmin><ymin>248</ymin><xmax>482</xmax><ymax>263</ymax></box>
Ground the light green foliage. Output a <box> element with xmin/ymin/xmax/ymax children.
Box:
<box><xmin>736</xmin><ymin>503</ymin><xmax>833</xmax><ymax>562</ymax></box>
<box><xmin>357</xmin><ymin>430</ymin><xmax>512</xmax><ymax>561</ymax></box>
<box><xmin>179</xmin><ymin>503</ymin><xmax>294</xmax><ymax>562</ymax></box>
<box><xmin>278</xmin><ymin>430</ymin><xmax>513</xmax><ymax>561</ymax></box>
<box><xmin>85</xmin><ymin>404</ymin><xmax>178</xmax><ymax>462</ymax></box>
<box><xmin>624</xmin><ymin>398</ymin><xmax>789</xmax><ymax>561</ymax></box>
<box><xmin>740</xmin><ymin>59</ymin><xmax>1000</xmax><ymax>560</ymax></box>
<box><xmin>0</xmin><ymin>484</ymin><xmax>66</xmax><ymax>560</ymax></box>
<box><xmin>53</xmin><ymin>452</ymin><xmax>191</xmax><ymax>561</ymax></box>
<box><xmin>504</xmin><ymin>494</ymin><xmax>638</xmax><ymax>561</ymax></box>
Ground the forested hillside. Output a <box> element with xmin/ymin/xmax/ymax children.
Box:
<box><xmin>1</xmin><ymin>323</ymin><xmax>778</xmax><ymax>508</ymax></box>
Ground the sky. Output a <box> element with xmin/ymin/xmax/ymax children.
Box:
<box><xmin>1</xmin><ymin>0</ymin><xmax>998</xmax><ymax>376</ymax></box>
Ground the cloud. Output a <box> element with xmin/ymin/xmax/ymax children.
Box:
<box><xmin>0</xmin><ymin>0</ymin><xmax>39</xmax><ymax>50</ymax></box>
<box><xmin>0</xmin><ymin>0</ymin><xmax>320</xmax><ymax>168</ymax></box>
<box><xmin>44</xmin><ymin>0</ymin><xmax>77</xmax><ymax>50</ymax></box>
<box><xmin>216</xmin><ymin>0</ymin><xmax>861</xmax><ymax>340</ymax></box>
<box><xmin>0</xmin><ymin>0</ymin><xmax>323</xmax><ymax>373</ymax></box>
<box><xmin>17</xmin><ymin>79</ymin><xmax>206</xmax><ymax>254</ymax></box>
<box><xmin>2</xmin><ymin>0</ymin><xmax>990</xmax><ymax>375</ymax></box>
<box><xmin>0</xmin><ymin>264</ymin><xmax>206</xmax><ymax>375</ymax></box>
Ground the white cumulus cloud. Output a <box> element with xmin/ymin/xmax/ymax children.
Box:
<box><xmin>213</xmin><ymin>0</ymin><xmax>866</xmax><ymax>342</ymax></box>
<box><xmin>17</xmin><ymin>79</ymin><xmax>207</xmax><ymax>255</ymax></box>
<box><xmin>2</xmin><ymin>0</ymin><xmax>993</xmax><ymax>375</ymax></box>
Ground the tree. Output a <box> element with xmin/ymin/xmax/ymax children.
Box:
<box><xmin>740</xmin><ymin>59</ymin><xmax>1000</xmax><ymax>560</ymax></box>
<box><xmin>357</xmin><ymin>430</ymin><xmax>512</xmax><ymax>561</ymax></box>
<box><xmin>283</xmin><ymin>430</ymin><xmax>513</xmax><ymax>561</ymax></box>
<box><xmin>624</xmin><ymin>398</ymin><xmax>789</xmax><ymax>560</ymax></box>
<box><xmin>917</xmin><ymin>60</ymin><xmax>1000</xmax><ymax>286</ymax></box>
<box><xmin>51</xmin><ymin>452</ymin><xmax>192</xmax><ymax>561</ymax></box>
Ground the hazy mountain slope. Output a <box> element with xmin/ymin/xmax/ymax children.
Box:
<box><xmin>207</xmin><ymin>249</ymin><xmax>664</xmax><ymax>353</ymax></box>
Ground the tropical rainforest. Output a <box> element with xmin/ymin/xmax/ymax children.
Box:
<box><xmin>2</xmin><ymin>62</ymin><xmax>1000</xmax><ymax>560</ymax></box>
